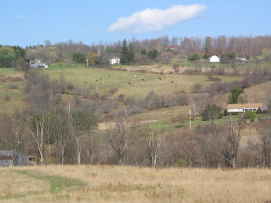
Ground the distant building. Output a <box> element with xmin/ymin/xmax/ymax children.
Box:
<box><xmin>29</xmin><ymin>59</ymin><xmax>48</xmax><ymax>69</ymax></box>
<box><xmin>0</xmin><ymin>151</ymin><xmax>30</xmax><ymax>167</ymax></box>
<box><xmin>236</xmin><ymin>57</ymin><xmax>248</xmax><ymax>63</ymax></box>
<box><xmin>166</xmin><ymin>46</ymin><xmax>178</xmax><ymax>51</ymax></box>
<box><xmin>110</xmin><ymin>57</ymin><xmax>121</xmax><ymax>65</ymax></box>
<box><xmin>209</xmin><ymin>55</ymin><xmax>220</xmax><ymax>63</ymax></box>
<box><xmin>227</xmin><ymin>103</ymin><xmax>267</xmax><ymax>113</ymax></box>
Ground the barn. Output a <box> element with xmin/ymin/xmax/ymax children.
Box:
<box><xmin>0</xmin><ymin>151</ymin><xmax>29</xmax><ymax>167</ymax></box>
<box><xmin>209</xmin><ymin>55</ymin><xmax>220</xmax><ymax>63</ymax></box>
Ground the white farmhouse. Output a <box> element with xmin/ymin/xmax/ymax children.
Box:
<box><xmin>227</xmin><ymin>103</ymin><xmax>267</xmax><ymax>113</ymax></box>
<box><xmin>209</xmin><ymin>55</ymin><xmax>220</xmax><ymax>63</ymax></box>
<box><xmin>236</xmin><ymin>57</ymin><xmax>248</xmax><ymax>63</ymax></box>
<box><xmin>29</xmin><ymin>60</ymin><xmax>48</xmax><ymax>69</ymax></box>
<box><xmin>110</xmin><ymin>57</ymin><xmax>121</xmax><ymax>65</ymax></box>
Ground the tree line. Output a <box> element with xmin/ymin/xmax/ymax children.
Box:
<box><xmin>3</xmin><ymin>35</ymin><xmax>269</xmax><ymax>68</ymax></box>
<box><xmin>1</xmin><ymin>70</ymin><xmax>271</xmax><ymax>168</ymax></box>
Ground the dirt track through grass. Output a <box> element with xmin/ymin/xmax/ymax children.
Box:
<box><xmin>0</xmin><ymin>169</ymin><xmax>86</xmax><ymax>201</ymax></box>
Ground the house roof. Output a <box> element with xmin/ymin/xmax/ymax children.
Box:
<box><xmin>210</xmin><ymin>55</ymin><xmax>220</xmax><ymax>59</ymax></box>
<box><xmin>0</xmin><ymin>151</ymin><xmax>15</xmax><ymax>160</ymax></box>
<box><xmin>227</xmin><ymin>103</ymin><xmax>265</xmax><ymax>109</ymax></box>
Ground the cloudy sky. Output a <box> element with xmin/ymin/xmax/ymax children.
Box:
<box><xmin>1</xmin><ymin>0</ymin><xmax>270</xmax><ymax>46</ymax></box>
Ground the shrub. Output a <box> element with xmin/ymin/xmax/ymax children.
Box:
<box><xmin>207</xmin><ymin>75</ymin><xmax>222</xmax><ymax>82</ymax></box>
<box><xmin>228</xmin><ymin>87</ymin><xmax>243</xmax><ymax>104</ymax></box>
<box><xmin>72</xmin><ymin>53</ymin><xmax>86</xmax><ymax>64</ymax></box>
<box><xmin>4</xmin><ymin>94</ymin><xmax>11</xmax><ymax>101</ymax></box>
<box><xmin>244</xmin><ymin>111</ymin><xmax>257</xmax><ymax>122</ymax></box>
<box><xmin>7</xmin><ymin>84</ymin><xmax>19</xmax><ymax>89</ymax></box>
<box><xmin>188</xmin><ymin>54</ymin><xmax>201</xmax><ymax>61</ymax></box>
<box><xmin>201</xmin><ymin>104</ymin><xmax>223</xmax><ymax>121</ymax></box>
<box><xmin>0</xmin><ymin>47</ymin><xmax>16</xmax><ymax>68</ymax></box>
<box><xmin>192</xmin><ymin>83</ymin><xmax>203</xmax><ymax>93</ymax></box>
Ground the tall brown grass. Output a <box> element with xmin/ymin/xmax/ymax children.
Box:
<box><xmin>1</xmin><ymin>165</ymin><xmax>271</xmax><ymax>203</ymax></box>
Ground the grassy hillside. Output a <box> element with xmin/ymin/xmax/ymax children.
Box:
<box><xmin>0</xmin><ymin>68</ymin><xmax>25</xmax><ymax>113</ymax></box>
<box><xmin>48</xmin><ymin>64</ymin><xmax>240</xmax><ymax>97</ymax></box>
<box><xmin>1</xmin><ymin>166</ymin><xmax>271</xmax><ymax>203</ymax></box>
<box><xmin>244</xmin><ymin>81</ymin><xmax>271</xmax><ymax>104</ymax></box>
<box><xmin>0</xmin><ymin>64</ymin><xmax>241</xmax><ymax>114</ymax></box>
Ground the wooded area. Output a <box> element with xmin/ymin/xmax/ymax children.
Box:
<box><xmin>0</xmin><ymin>69</ymin><xmax>271</xmax><ymax>168</ymax></box>
<box><xmin>1</xmin><ymin>35</ymin><xmax>271</xmax><ymax>68</ymax></box>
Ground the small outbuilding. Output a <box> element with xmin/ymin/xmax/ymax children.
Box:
<box><xmin>209</xmin><ymin>55</ymin><xmax>220</xmax><ymax>63</ymax></box>
<box><xmin>227</xmin><ymin>103</ymin><xmax>267</xmax><ymax>113</ymax></box>
<box><xmin>236</xmin><ymin>57</ymin><xmax>248</xmax><ymax>63</ymax></box>
<box><xmin>29</xmin><ymin>59</ymin><xmax>48</xmax><ymax>69</ymax></box>
<box><xmin>109</xmin><ymin>57</ymin><xmax>121</xmax><ymax>65</ymax></box>
<box><xmin>0</xmin><ymin>151</ymin><xmax>29</xmax><ymax>167</ymax></box>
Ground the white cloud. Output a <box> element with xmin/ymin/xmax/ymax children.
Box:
<box><xmin>108</xmin><ymin>4</ymin><xmax>206</xmax><ymax>33</ymax></box>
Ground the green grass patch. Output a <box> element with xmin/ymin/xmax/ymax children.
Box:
<box><xmin>15</xmin><ymin>170</ymin><xmax>86</xmax><ymax>193</ymax></box>
<box><xmin>46</xmin><ymin>64</ymin><xmax>241</xmax><ymax>98</ymax></box>
<box><xmin>0</xmin><ymin>170</ymin><xmax>86</xmax><ymax>200</ymax></box>
<box><xmin>0</xmin><ymin>191</ymin><xmax>41</xmax><ymax>200</ymax></box>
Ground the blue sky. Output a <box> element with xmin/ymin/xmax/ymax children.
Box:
<box><xmin>1</xmin><ymin>0</ymin><xmax>270</xmax><ymax>46</ymax></box>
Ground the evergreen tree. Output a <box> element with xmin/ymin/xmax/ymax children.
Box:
<box><xmin>120</xmin><ymin>40</ymin><xmax>129</xmax><ymax>65</ymax></box>
<box><xmin>127</xmin><ymin>43</ymin><xmax>135</xmax><ymax>64</ymax></box>
<box><xmin>228</xmin><ymin>88</ymin><xmax>243</xmax><ymax>104</ymax></box>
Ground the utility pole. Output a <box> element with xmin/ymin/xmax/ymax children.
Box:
<box><xmin>189</xmin><ymin>109</ymin><xmax>192</xmax><ymax>129</ymax></box>
<box><xmin>86</xmin><ymin>58</ymin><xmax>89</xmax><ymax>68</ymax></box>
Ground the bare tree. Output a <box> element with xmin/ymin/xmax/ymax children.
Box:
<box><xmin>223</xmin><ymin>118</ymin><xmax>243</xmax><ymax>168</ymax></box>
<box><xmin>259</xmin><ymin>128</ymin><xmax>271</xmax><ymax>167</ymax></box>
<box><xmin>28</xmin><ymin>112</ymin><xmax>49</xmax><ymax>164</ymax></box>
<box><xmin>68</xmin><ymin>101</ymin><xmax>97</xmax><ymax>165</ymax></box>
<box><xmin>143</xmin><ymin>128</ymin><xmax>161</xmax><ymax>168</ymax></box>
<box><xmin>108</xmin><ymin>119</ymin><xmax>129</xmax><ymax>165</ymax></box>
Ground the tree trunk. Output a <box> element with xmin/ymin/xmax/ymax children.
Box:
<box><xmin>35</xmin><ymin>121</ymin><xmax>45</xmax><ymax>165</ymax></box>
<box><xmin>75</xmin><ymin>137</ymin><xmax>81</xmax><ymax>165</ymax></box>
<box><xmin>61</xmin><ymin>145</ymin><xmax>65</xmax><ymax>166</ymax></box>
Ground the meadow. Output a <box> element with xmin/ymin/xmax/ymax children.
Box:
<box><xmin>0</xmin><ymin>165</ymin><xmax>271</xmax><ymax>203</ymax></box>
<box><xmin>0</xmin><ymin>64</ymin><xmax>241</xmax><ymax>114</ymax></box>
<box><xmin>47</xmin><ymin>64</ymin><xmax>240</xmax><ymax>97</ymax></box>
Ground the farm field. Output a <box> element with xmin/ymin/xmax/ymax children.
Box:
<box><xmin>0</xmin><ymin>64</ymin><xmax>241</xmax><ymax>114</ymax></box>
<box><xmin>0</xmin><ymin>68</ymin><xmax>25</xmax><ymax>113</ymax></box>
<box><xmin>47</xmin><ymin>64</ymin><xmax>241</xmax><ymax>97</ymax></box>
<box><xmin>0</xmin><ymin>165</ymin><xmax>271</xmax><ymax>203</ymax></box>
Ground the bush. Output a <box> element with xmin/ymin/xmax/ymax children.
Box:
<box><xmin>72</xmin><ymin>53</ymin><xmax>86</xmax><ymax>64</ymax></box>
<box><xmin>143</xmin><ymin>91</ymin><xmax>163</xmax><ymax>110</ymax></box>
<box><xmin>4</xmin><ymin>94</ymin><xmax>11</xmax><ymax>101</ymax></box>
<box><xmin>244</xmin><ymin>111</ymin><xmax>257</xmax><ymax>122</ymax></box>
<box><xmin>175</xmin><ymin>159</ymin><xmax>188</xmax><ymax>167</ymax></box>
<box><xmin>0</xmin><ymin>47</ymin><xmax>16</xmax><ymax>67</ymax></box>
<box><xmin>7</xmin><ymin>84</ymin><xmax>19</xmax><ymax>89</ymax></box>
<box><xmin>201</xmin><ymin>104</ymin><xmax>223</xmax><ymax>121</ymax></box>
<box><xmin>228</xmin><ymin>87</ymin><xmax>243</xmax><ymax>104</ymax></box>
<box><xmin>188</xmin><ymin>54</ymin><xmax>201</xmax><ymax>61</ymax></box>
<box><xmin>192</xmin><ymin>83</ymin><xmax>203</xmax><ymax>93</ymax></box>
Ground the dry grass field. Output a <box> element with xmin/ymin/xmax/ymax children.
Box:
<box><xmin>0</xmin><ymin>69</ymin><xmax>25</xmax><ymax>114</ymax></box>
<box><xmin>47</xmin><ymin>65</ymin><xmax>241</xmax><ymax>98</ymax></box>
<box><xmin>244</xmin><ymin>81</ymin><xmax>271</xmax><ymax>104</ymax></box>
<box><xmin>0</xmin><ymin>165</ymin><xmax>271</xmax><ymax>203</ymax></box>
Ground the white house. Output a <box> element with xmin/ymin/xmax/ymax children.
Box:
<box><xmin>209</xmin><ymin>55</ymin><xmax>220</xmax><ymax>63</ymax></box>
<box><xmin>227</xmin><ymin>103</ymin><xmax>267</xmax><ymax>113</ymax></box>
<box><xmin>110</xmin><ymin>57</ymin><xmax>121</xmax><ymax>65</ymax></box>
<box><xmin>29</xmin><ymin>60</ymin><xmax>48</xmax><ymax>69</ymax></box>
<box><xmin>236</xmin><ymin>57</ymin><xmax>248</xmax><ymax>63</ymax></box>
